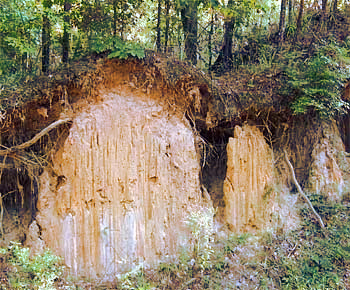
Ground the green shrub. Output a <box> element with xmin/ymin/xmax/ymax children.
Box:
<box><xmin>0</xmin><ymin>242</ymin><xmax>64</xmax><ymax>289</ymax></box>
<box><xmin>284</xmin><ymin>40</ymin><xmax>350</xmax><ymax>118</ymax></box>
<box><xmin>90</xmin><ymin>36</ymin><xmax>145</xmax><ymax>59</ymax></box>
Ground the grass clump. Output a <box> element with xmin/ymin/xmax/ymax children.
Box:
<box><xmin>0</xmin><ymin>242</ymin><xmax>64</xmax><ymax>289</ymax></box>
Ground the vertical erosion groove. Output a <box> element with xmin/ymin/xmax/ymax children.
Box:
<box><xmin>37</xmin><ymin>94</ymin><xmax>203</xmax><ymax>279</ymax></box>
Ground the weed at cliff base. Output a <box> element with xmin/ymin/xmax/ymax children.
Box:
<box><xmin>0</xmin><ymin>241</ymin><xmax>64</xmax><ymax>289</ymax></box>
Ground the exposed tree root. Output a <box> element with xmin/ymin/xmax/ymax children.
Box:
<box><xmin>0</xmin><ymin>118</ymin><xmax>72</xmax><ymax>239</ymax></box>
<box><xmin>284</xmin><ymin>149</ymin><xmax>325</xmax><ymax>229</ymax></box>
<box><xmin>0</xmin><ymin>118</ymin><xmax>72</xmax><ymax>155</ymax></box>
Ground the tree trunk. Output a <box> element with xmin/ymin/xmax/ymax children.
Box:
<box><xmin>120</xmin><ymin>0</ymin><xmax>126</xmax><ymax>40</ymax></box>
<box><xmin>42</xmin><ymin>14</ymin><xmax>51</xmax><ymax>73</ymax></box>
<box><xmin>211</xmin><ymin>17</ymin><xmax>234</xmax><ymax>72</ymax></box>
<box><xmin>222</xmin><ymin>18</ymin><xmax>234</xmax><ymax>67</ymax></box>
<box><xmin>62</xmin><ymin>2</ymin><xmax>71</xmax><ymax>63</ymax></box>
<box><xmin>295</xmin><ymin>0</ymin><xmax>304</xmax><ymax>40</ymax></box>
<box><xmin>322</xmin><ymin>0</ymin><xmax>328</xmax><ymax>12</ymax></box>
<box><xmin>164</xmin><ymin>0</ymin><xmax>170</xmax><ymax>53</ymax></box>
<box><xmin>21</xmin><ymin>52</ymin><xmax>27</xmax><ymax>72</ymax></box>
<box><xmin>156</xmin><ymin>0</ymin><xmax>162</xmax><ymax>52</ymax></box>
<box><xmin>333</xmin><ymin>0</ymin><xmax>338</xmax><ymax>12</ymax></box>
<box><xmin>288</xmin><ymin>0</ymin><xmax>293</xmax><ymax>25</ymax></box>
<box><xmin>177</xmin><ymin>17</ymin><xmax>182</xmax><ymax>59</ymax></box>
<box><xmin>180</xmin><ymin>1</ymin><xmax>198</xmax><ymax>65</ymax></box>
<box><xmin>211</xmin><ymin>0</ymin><xmax>236</xmax><ymax>72</ymax></box>
<box><xmin>113</xmin><ymin>0</ymin><xmax>117</xmax><ymax>36</ymax></box>
<box><xmin>208</xmin><ymin>10</ymin><xmax>214</xmax><ymax>69</ymax></box>
<box><xmin>279</xmin><ymin>0</ymin><xmax>287</xmax><ymax>43</ymax></box>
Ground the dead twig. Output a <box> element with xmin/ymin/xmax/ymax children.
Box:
<box><xmin>0</xmin><ymin>118</ymin><xmax>72</xmax><ymax>156</ymax></box>
<box><xmin>284</xmin><ymin>149</ymin><xmax>325</xmax><ymax>229</ymax></box>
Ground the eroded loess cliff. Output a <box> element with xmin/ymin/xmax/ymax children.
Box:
<box><xmin>1</xmin><ymin>56</ymin><xmax>350</xmax><ymax>281</ymax></box>
<box><xmin>33</xmin><ymin>91</ymin><xmax>204</xmax><ymax>279</ymax></box>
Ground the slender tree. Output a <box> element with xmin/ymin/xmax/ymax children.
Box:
<box><xmin>322</xmin><ymin>0</ymin><xmax>328</xmax><ymax>12</ymax></box>
<box><xmin>333</xmin><ymin>0</ymin><xmax>338</xmax><ymax>12</ymax></box>
<box><xmin>288</xmin><ymin>0</ymin><xmax>293</xmax><ymax>25</ymax></box>
<box><xmin>279</xmin><ymin>0</ymin><xmax>287</xmax><ymax>43</ymax></box>
<box><xmin>164</xmin><ymin>0</ymin><xmax>171</xmax><ymax>53</ymax></box>
<box><xmin>180</xmin><ymin>0</ymin><xmax>198</xmax><ymax>65</ymax></box>
<box><xmin>208</xmin><ymin>9</ymin><xmax>214</xmax><ymax>68</ymax></box>
<box><xmin>296</xmin><ymin>0</ymin><xmax>304</xmax><ymax>40</ymax></box>
<box><xmin>120</xmin><ymin>0</ymin><xmax>127</xmax><ymax>40</ymax></box>
<box><xmin>156</xmin><ymin>0</ymin><xmax>162</xmax><ymax>52</ymax></box>
<box><xmin>42</xmin><ymin>0</ymin><xmax>52</xmax><ymax>73</ymax></box>
<box><xmin>62</xmin><ymin>1</ymin><xmax>71</xmax><ymax>63</ymax></box>
<box><xmin>113</xmin><ymin>0</ymin><xmax>118</xmax><ymax>35</ymax></box>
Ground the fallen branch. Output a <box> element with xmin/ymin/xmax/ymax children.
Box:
<box><xmin>284</xmin><ymin>149</ymin><xmax>325</xmax><ymax>229</ymax></box>
<box><xmin>0</xmin><ymin>118</ymin><xmax>72</xmax><ymax>155</ymax></box>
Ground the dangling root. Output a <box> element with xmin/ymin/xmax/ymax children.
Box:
<box><xmin>284</xmin><ymin>149</ymin><xmax>325</xmax><ymax>229</ymax></box>
<box><xmin>0</xmin><ymin>118</ymin><xmax>72</xmax><ymax>238</ymax></box>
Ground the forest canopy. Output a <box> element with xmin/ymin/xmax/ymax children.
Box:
<box><xmin>1</xmin><ymin>0</ymin><xmax>350</xmax><ymax>118</ymax></box>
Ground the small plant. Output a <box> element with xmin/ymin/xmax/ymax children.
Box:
<box><xmin>285</xmin><ymin>24</ymin><xmax>297</xmax><ymax>39</ymax></box>
<box><xmin>90</xmin><ymin>36</ymin><xmax>145</xmax><ymax>59</ymax></box>
<box><xmin>115</xmin><ymin>263</ymin><xmax>154</xmax><ymax>290</ymax></box>
<box><xmin>184</xmin><ymin>205</ymin><xmax>216</xmax><ymax>270</ymax></box>
<box><xmin>258</xmin><ymin>43</ymin><xmax>277</xmax><ymax>68</ymax></box>
<box><xmin>0</xmin><ymin>242</ymin><xmax>64</xmax><ymax>289</ymax></box>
